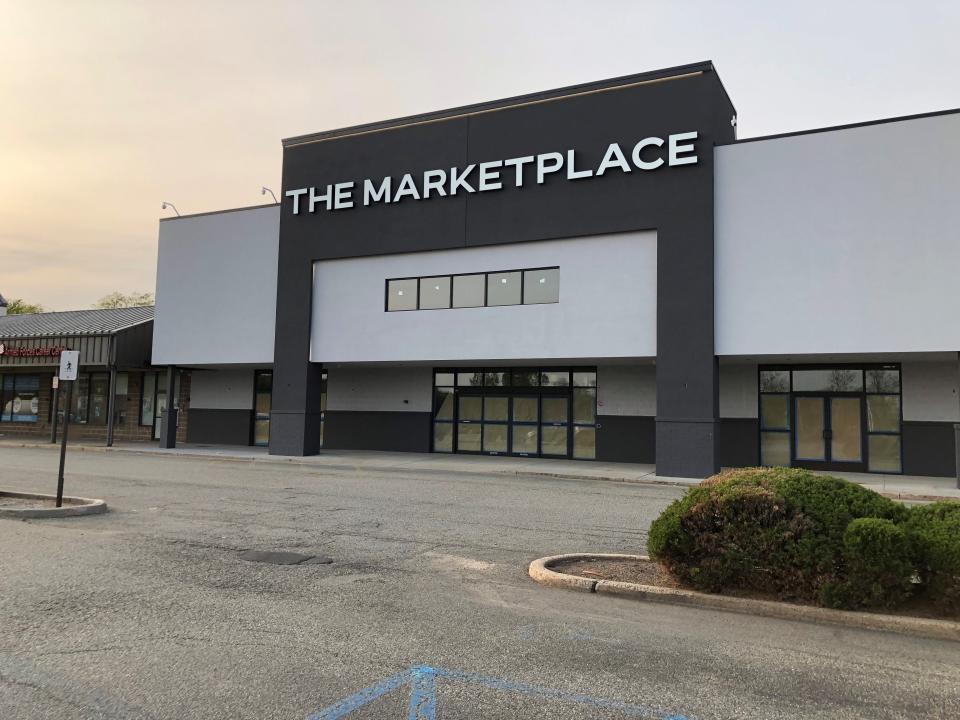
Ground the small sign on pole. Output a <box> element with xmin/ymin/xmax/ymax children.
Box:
<box><xmin>59</xmin><ymin>350</ymin><xmax>79</xmax><ymax>381</ymax></box>
<box><xmin>56</xmin><ymin>350</ymin><xmax>79</xmax><ymax>507</ymax></box>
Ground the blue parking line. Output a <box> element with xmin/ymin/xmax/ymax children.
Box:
<box><xmin>407</xmin><ymin>665</ymin><xmax>437</xmax><ymax>720</ymax></box>
<box><xmin>306</xmin><ymin>665</ymin><xmax>690</xmax><ymax>720</ymax></box>
<box><xmin>306</xmin><ymin>670</ymin><xmax>409</xmax><ymax>720</ymax></box>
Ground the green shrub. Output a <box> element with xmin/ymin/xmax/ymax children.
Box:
<box><xmin>820</xmin><ymin>518</ymin><xmax>914</xmax><ymax>609</ymax></box>
<box><xmin>648</xmin><ymin>467</ymin><xmax>909</xmax><ymax>608</ymax></box>
<box><xmin>905</xmin><ymin>501</ymin><xmax>960</xmax><ymax>613</ymax></box>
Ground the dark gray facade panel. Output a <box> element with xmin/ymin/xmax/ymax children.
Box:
<box><xmin>596</xmin><ymin>415</ymin><xmax>655</xmax><ymax>463</ymax></box>
<box><xmin>655</xmin><ymin>419</ymin><xmax>719</xmax><ymax>478</ymax></box>
<box><xmin>902</xmin><ymin>421</ymin><xmax>957</xmax><ymax>478</ymax></box>
<box><xmin>324</xmin><ymin>411</ymin><xmax>431</xmax><ymax>453</ymax></box>
<box><xmin>718</xmin><ymin>418</ymin><xmax>759</xmax><ymax>468</ymax></box>
<box><xmin>272</xmin><ymin>65</ymin><xmax>737</xmax><ymax>476</ymax></box>
<box><xmin>115</xmin><ymin>321</ymin><xmax>154</xmax><ymax>369</ymax></box>
<box><xmin>186</xmin><ymin>409</ymin><xmax>252</xmax><ymax>445</ymax></box>
<box><xmin>269</xmin><ymin>411</ymin><xmax>325</xmax><ymax>456</ymax></box>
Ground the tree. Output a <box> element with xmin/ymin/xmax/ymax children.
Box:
<box><xmin>5</xmin><ymin>298</ymin><xmax>44</xmax><ymax>314</ymax></box>
<box><xmin>93</xmin><ymin>291</ymin><xmax>154</xmax><ymax>309</ymax></box>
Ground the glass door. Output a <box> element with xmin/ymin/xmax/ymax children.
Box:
<box><xmin>482</xmin><ymin>396</ymin><xmax>509</xmax><ymax>454</ymax></box>
<box><xmin>510</xmin><ymin>395</ymin><xmax>539</xmax><ymax>456</ymax></box>
<box><xmin>456</xmin><ymin>395</ymin><xmax>482</xmax><ymax>453</ymax></box>
<box><xmin>794</xmin><ymin>397</ymin><xmax>826</xmax><ymax>461</ymax></box>
<box><xmin>793</xmin><ymin>395</ymin><xmax>866</xmax><ymax>472</ymax></box>
<box><xmin>154</xmin><ymin>387</ymin><xmax>165</xmax><ymax>440</ymax></box>
<box><xmin>540</xmin><ymin>396</ymin><xmax>569</xmax><ymax>457</ymax></box>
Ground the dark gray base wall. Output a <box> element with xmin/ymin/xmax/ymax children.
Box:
<box><xmin>186</xmin><ymin>409</ymin><xmax>252</xmax><ymax>445</ymax></box>
<box><xmin>902</xmin><ymin>421</ymin><xmax>957</xmax><ymax>478</ymax></box>
<box><xmin>719</xmin><ymin>418</ymin><xmax>759</xmax><ymax>468</ymax></box>
<box><xmin>598</xmin><ymin>416</ymin><xmax>759</xmax><ymax>469</ymax></box>
<box><xmin>324</xmin><ymin>411</ymin><xmax>432</xmax><ymax>453</ymax></box>
<box><xmin>596</xmin><ymin>415</ymin><xmax>655</xmax><ymax>464</ymax></box>
<box><xmin>655</xmin><ymin>419</ymin><xmax>720</xmax><ymax>478</ymax></box>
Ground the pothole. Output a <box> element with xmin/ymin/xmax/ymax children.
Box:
<box><xmin>238</xmin><ymin>550</ymin><xmax>333</xmax><ymax>566</ymax></box>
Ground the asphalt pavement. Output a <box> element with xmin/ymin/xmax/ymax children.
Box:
<box><xmin>0</xmin><ymin>445</ymin><xmax>957</xmax><ymax>719</ymax></box>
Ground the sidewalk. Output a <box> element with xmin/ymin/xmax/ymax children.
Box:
<box><xmin>1</xmin><ymin>436</ymin><xmax>958</xmax><ymax>501</ymax></box>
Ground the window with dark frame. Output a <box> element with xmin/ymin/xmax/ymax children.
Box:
<box><xmin>386</xmin><ymin>267</ymin><xmax>559</xmax><ymax>312</ymax></box>
<box><xmin>432</xmin><ymin>367</ymin><xmax>596</xmax><ymax>460</ymax></box>
<box><xmin>0</xmin><ymin>374</ymin><xmax>41</xmax><ymax>423</ymax></box>
<box><xmin>757</xmin><ymin>365</ymin><xmax>903</xmax><ymax>474</ymax></box>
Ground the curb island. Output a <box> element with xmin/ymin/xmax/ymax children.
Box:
<box><xmin>529</xmin><ymin>553</ymin><xmax>960</xmax><ymax>643</ymax></box>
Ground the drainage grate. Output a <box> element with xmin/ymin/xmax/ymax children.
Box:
<box><xmin>238</xmin><ymin>550</ymin><xmax>333</xmax><ymax>566</ymax></box>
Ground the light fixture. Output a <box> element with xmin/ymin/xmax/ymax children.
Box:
<box><xmin>500</xmin><ymin>278</ymin><xmax>507</xmax><ymax>284</ymax></box>
<box><xmin>539</xmin><ymin>277</ymin><xmax>546</xmax><ymax>284</ymax></box>
<box><xmin>261</xmin><ymin>187</ymin><xmax>278</xmax><ymax>203</ymax></box>
<box><xmin>161</xmin><ymin>201</ymin><xmax>181</xmax><ymax>217</ymax></box>
<box><xmin>434</xmin><ymin>285</ymin><xmax>440</xmax><ymax>291</ymax></box>
<box><xmin>398</xmin><ymin>290</ymin><xmax>404</xmax><ymax>296</ymax></box>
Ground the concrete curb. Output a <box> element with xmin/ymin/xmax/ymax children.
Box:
<box><xmin>0</xmin><ymin>490</ymin><xmax>108</xmax><ymax>519</ymax></box>
<box><xmin>529</xmin><ymin>553</ymin><xmax>960</xmax><ymax>643</ymax></box>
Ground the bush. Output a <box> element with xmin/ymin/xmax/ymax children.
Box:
<box><xmin>905</xmin><ymin>501</ymin><xmax>960</xmax><ymax>613</ymax></box>
<box><xmin>648</xmin><ymin>467</ymin><xmax>909</xmax><ymax>608</ymax></box>
<box><xmin>820</xmin><ymin>518</ymin><xmax>914</xmax><ymax>609</ymax></box>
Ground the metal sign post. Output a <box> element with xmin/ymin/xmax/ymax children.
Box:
<box><xmin>56</xmin><ymin>351</ymin><xmax>79</xmax><ymax>508</ymax></box>
<box><xmin>50</xmin><ymin>375</ymin><xmax>60</xmax><ymax>444</ymax></box>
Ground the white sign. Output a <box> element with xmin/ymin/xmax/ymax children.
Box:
<box><xmin>58</xmin><ymin>350</ymin><xmax>79</xmax><ymax>381</ymax></box>
<box><xmin>285</xmin><ymin>131</ymin><xmax>699</xmax><ymax>215</ymax></box>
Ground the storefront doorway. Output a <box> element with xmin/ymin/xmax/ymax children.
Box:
<box><xmin>759</xmin><ymin>365</ymin><xmax>902</xmax><ymax>474</ymax></box>
<box><xmin>432</xmin><ymin>368</ymin><xmax>597</xmax><ymax>459</ymax></box>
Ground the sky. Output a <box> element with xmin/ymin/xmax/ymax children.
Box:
<box><xmin>1</xmin><ymin>0</ymin><xmax>958</xmax><ymax>311</ymax></box>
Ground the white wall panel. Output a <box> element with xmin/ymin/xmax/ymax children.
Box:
<box><xmin>189</xmin><ymin>368</ymin><xmax>255</xmax><ymax>410</ymax></box>
<box><xmin>153</xmin><ymin>205</ymin><xmax>279</xmax><ymax>365</ymax></box>
<box><xmin>311</xmin><ymin>233</ymin><xmax>656</xmax><ymax>363</ymax></box>
<box><xmin>716</xmin><ymin>113</ymin><xmax>960</xmax><ymax>356</ymax></box>
<box><xmin>326</xmin><ymin>366</ymin><xmax>432</xmax><ymax>412</ymax></box>
<box><xmin>902</xmin><ymin>361</ymin><xmax>960</xmax><ymax>422</ymax></box>
<box><xmin>597</xmin><ymin>365</ymin><xmax>656</xmax><ymax>416</ymax></box>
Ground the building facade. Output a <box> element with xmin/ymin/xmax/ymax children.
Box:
<box><xmin>0</xmin><ymin>307</ymin><xmax>190</xmax><ymax>444</ymax></box>
<box><xmin>151</xmin><ymin>62</ymin><xmax>960</xmax><ymax>479</ymax></box>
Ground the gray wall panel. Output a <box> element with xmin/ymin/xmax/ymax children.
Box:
<box><xmin>716</xmin><ymin>113</ymin><xmax>960</xmax><ymax>355</ymax></box>
<box><xmin>154</xmin><ymin>205</ymin><xmax>279</xmax><ymax>365</ymax></box>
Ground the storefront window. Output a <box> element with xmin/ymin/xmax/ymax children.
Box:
<box><xmin>72</xmin><ymin>375</ymin><xmax>90</xmax><ymax>423</ymax></box>
<box><xmin>114</xmin><ymin>373</ymin><xmax>129</xmax><ymax>426</ymax></box>
<box><xmin>759</xmin><ymin>365</ymin><xmax>902</xmax><ymax>474</ymax></box>
<box><xmin>253</xmin><ymin>370</ymin><xmax>272</xmax><ymax>447</ymax></box>
<box><xmin>0</xmin><ymin>375</ymin><xmax>40</xmax><ymax>423</ymax></box>
<box><xmin>141</xmin><ymin>372</ymin><xmax>156</xmax><ymax>426</ymax></box>
<box><xmin>88</xmin><ymin>373</ymin><xmax>109</xmax><ymax>426</ymax></box>
<box><xmin>433</xmin><ymin>367</ymin><xmax>597</xmax><ymax>459</ymax></box>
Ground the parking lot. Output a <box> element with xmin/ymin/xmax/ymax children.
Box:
<box><xmin>0</xmin><ymin>445</ymin><xmax>958</xmax><ymax>719</ymax></box>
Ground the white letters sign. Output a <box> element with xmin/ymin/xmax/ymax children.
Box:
<box><xmin>285</xmin><ymin>131</ymin><xmax>699</xmax><ymax>215</ymax></box>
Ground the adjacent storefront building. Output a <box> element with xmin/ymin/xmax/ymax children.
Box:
<box><xmin>151</xmin><ymin>61</ymin><xmax>960</xmax><ymax>478</ymax></box>
<box><xmin>0</xmin><ymin>306</ymin><xmax>189</xmax><ymax>444</ymax></box>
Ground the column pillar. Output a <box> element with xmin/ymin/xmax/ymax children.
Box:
<box><xmin>159</xmin><ymin>365</ymin><xmax>178</xmax><ymax>449</ymax></box>
<box><xmin>106</xmin><ymin>367</ymin><xmax>117</xmax><ymax>447</ymax></box>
